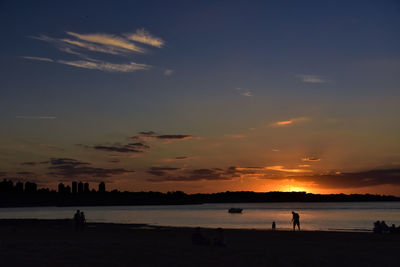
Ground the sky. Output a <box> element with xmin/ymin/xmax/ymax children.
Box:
<box><xmin>0</xmin><ymin>0</ymin><xmax>399</xmax><ymax>195</ymax></box>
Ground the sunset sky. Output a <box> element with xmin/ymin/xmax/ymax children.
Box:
<box><xmin>0</xmin><ymin>0</ymin><xmax>399</xmax><ymax>195</ymax></box>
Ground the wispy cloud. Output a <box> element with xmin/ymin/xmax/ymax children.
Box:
<box><xmin>302</xmin><ymin>156</ymin><xmax>321</xmax><ymax>162</ymax></box>
<box><xmin>28</xmin><ymin>29</ymin><xmax>164</xmax><ymax>72</ymax></box>
<box><xmin>46</xmin><ymin>157</ymin><xmax>135</xmax><ymax>180</ymax></box>
<box><xmin>60</xmin><ymin>38</ymin><xmax>123</xmax><ymax>55</ymax></box>
<box><xmin>58</xmin><ymin>60</ymin><xmax>150</xmax><ymax>72</ymax></box>
<box><xmin>79</xmin><ymin>142</ymin><xmax>150</xmax><ymax>153</ymax></box>
<box><xmin>241</xmin><ymin>91</ymin><xmax>253</xmax><ymax>97</ymax></box>
<box><xmin>125</xmin><ymin>28</ymin><xmax>165</xmax><ymax>48</ymax></box>
<box><xmin>298</xmin><ymin>164</ymin><xmax>311</xmax><ymax>167</ymax></box>
<box><xmin>130</xmin><ymin>132</ymin><xmax>195</xmax><ymax>143</ymax></box>
<box><xmin>264</xmin><ymin>166</ymin><xmax>312</xmax><ymax>173</ymax></box>
<box><xmin>297</xmin><ymin>74</ymin><xmax>329</xmax><ymax>83</ymax></box>
<box><xmin>22</xmin><ymin>56</ymin><xmax>54</xmax><ymax>62</ymax></box>
<box><xmin>296</xmin><ymin>169</ymin><xmax>400</xmax><ymax>188</ymax></box>
<box><xmin>147</xmin><ymin>167</ymin><xmax>238</xmax><ymax>182</ymax></box>
<box><xmin>16</xmin><ymin>116</ymin><xmax>56</xmax><ymax>120</ymax></box>
<box><xmin>66</xmin><ymin>32</ymin><xmax>145</xmax><ymax>53</ymax></box>
<box><xmin>225</xmin><ymin>134</ymin><xmax>246</xmax><ymax>139</ymax></box>
<box><xmin>162</xmin><ymin>156</ymin><xmax>195</xmax><ymax>162</ymax></box>
<box><xmin>164</xmin><ymin>69</ymin><xmax>174</xmax><ymax>76</ymax></box>
<box><xmin>235</xmin><ymin>87</ymin><xmax>253</xmax><ymax>97</ymax></box>
<box><xmin>237</xmin><ymin>166</ymin><xmax>313</xmax><ymax>173</ymax></box>
<box><xmin>270</xmin><ymin>117</ymin><xmax>308</xmax><ymax>127</ymax></box>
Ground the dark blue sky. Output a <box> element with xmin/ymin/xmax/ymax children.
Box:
<box><xmin>0</xmin><ymin>0</ymin><xmax>399</xmax><ymax>194</ymax></box>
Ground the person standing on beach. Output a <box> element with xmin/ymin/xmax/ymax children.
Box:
<box><xmin>291</xmin><ymin>211</ymin><xmax>300</xmax><ymax>231</ymax></box>
<box><xmin>80</xmin><ymin>211</ymin><xmax>86</xmax><ymax>231</ymax></box>
<box><xmin>73</xmin><ymin>210</ymin><xmax>81</xmax><ymax>232</ymax></box>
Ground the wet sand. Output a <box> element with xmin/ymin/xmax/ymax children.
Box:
<box><xmin>0</xmin><ymin>219</ymin><xmax>398</xmax><ymax>266</ymax></box>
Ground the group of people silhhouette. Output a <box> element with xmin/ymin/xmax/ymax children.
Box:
<box><xmin>373</xmin><ymin>220</ymin><xmax>400</xmax><ymax>234</ymax></box>
<box><xmin>73</xmin><ymin>210</ymin><xmax>86</xmax><ymax>232</ymax></box>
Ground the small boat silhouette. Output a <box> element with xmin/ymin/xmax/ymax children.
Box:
<box><xmin>228</xmin><ymin>208</ymin><xmax>243</xmax><ymax>213</ymax></box>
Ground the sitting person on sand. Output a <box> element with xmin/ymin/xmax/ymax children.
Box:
<box><xmin>213</xmin><ymin>228</ymin><xmax>227</xmax><ymax>247</ymax></box>
<box><xmin>192</xmin><ymin>227</ymin><xmax>210</xmax><ymax>246</ymax></box>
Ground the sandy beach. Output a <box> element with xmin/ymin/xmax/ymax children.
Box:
<box><xmin>0</xmin><ymin>219</ymin><xmax>398</xmax><ymax>266</ymax></box>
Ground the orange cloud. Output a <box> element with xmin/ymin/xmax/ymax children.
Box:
<box><xmin>264</xmin><ymin>165</ymin><xmax>313</xmax><ymax>173</ymax></box>
<box><xmin>270</xmin><ymin>117</ymin><xmax>308</xmax><ymax>127</ymax></box>
<box><xmin>67</xmin><ymin>32</ymin><xmax>144</xmax><ymax>53</ymax></box>
<box><xmin>302</xmin><ymin>156</ymin><xmax>321</xmax><ymax>162</ymax></box>
<box><xmin>125</xmin><ymin>28</ymin><xmax>164</xmax><ymax>48</ymax></box>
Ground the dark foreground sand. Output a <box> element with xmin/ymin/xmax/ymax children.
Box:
<box><xmin>0</xmin><ymin>219</ymin><xmax>398</xmax><ymax>267</ymax></box>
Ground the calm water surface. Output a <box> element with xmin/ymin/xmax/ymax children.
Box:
<box><xmin>1</xmin><ymin>202</ymin><xmax>399</xmax><ymax>231</ymax></box>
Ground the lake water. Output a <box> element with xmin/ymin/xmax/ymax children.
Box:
<box><xmin>1</xmin><ymin>202</ymin><xmax>400</xmax><ymax>231</ymax></box>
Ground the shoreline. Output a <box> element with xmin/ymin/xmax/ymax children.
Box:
<box><xmin>1</xmin><ymin>219</ymin><xmax>398</xmax><ymax>266</ymax></box>
<box><xmin>0</xmin><ymin>218</ymin><xmax>372</xmax><ymax>233</ymax></box>
<box><xmin>1</xmin><ymin>199</ymin><xmax>400</xmax><ymax>209</ymax></box>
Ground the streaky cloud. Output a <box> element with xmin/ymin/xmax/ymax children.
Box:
<box><xmin>297</xmin><ymin>74</ymin><xmax>329</xmax><ymax>83</ymax></box>
<box><xmin>60</xmin><ymin>38</ymin><xmax>123</xmax><ymax>55</ymax></box>
<box><xmin>130</xmin><ymin>132</ymin><xmax>194</xmax><ymax>142</ymax></box>
<box><xmin>302</xmin><ymin>156</ymin><xmax>321</xmax><ymax>162</ymax></box>
<box><xmin>125</xmin><ymin>28</ymin><xmax>164</xmax><ymax>48</ymax></box>
<box><xmin>67</xmin><ymin>32</ymin><xmax>145</xmax><ymax>53</ymax></box>
<box><xmin>241</xmin><ymin>91</ymin><xmax>253</xmax><ymax>97</ymax></box>
<box><xmin>94</xmin><ymin>145</ymin><xmax>143</xmax><ymax>153</ymax></box>
<box><xmin>270</xmin><ymin>117</ymin><xmax>308</xmax><ymax>127</ymax></box>
<box><xmin>58</xmin><ymin>60</ymin><xmax>150</xmax><ymax>72</ymax></box>
<box><xmin>22</xmin><ymin>56</ymin><xmax>54</xmax><ymax>62</ymax></box>
<box><xmin>45</xmin><ymin>157</ymin><xmax>134</xmax><ymax>179</ymax></box>
<box><xmin>164</xmin><ymin>69</ymin><xmax>174</xmax><ymax>76</ymax></box>
<box><xmin>264</xmin><ymin>165</ymin><xmax>313</xmax><ymax>173</ymax></box>
<box><xmin>147</xmin><ymin>167</ymin><xmax>238</xmax><ymax>182</ymax></box>
<box><xmin>296</xmin><ymin>169</ymin><xmax>400</xmax><ymax>188</ymax></box>
<box><xmin>16</xmin><ymin>116</ymin><xmax>56</xmax><ymax>120</ymax></box>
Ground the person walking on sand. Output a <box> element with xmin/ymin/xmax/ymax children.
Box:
<box><xmin>291</xmin><ymin>211</ymin><xmax>300</xmax><ymax>231</ymax></box>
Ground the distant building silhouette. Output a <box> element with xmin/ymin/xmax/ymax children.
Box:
<box><xmin>15</xmin><ymin>182</ymin><xmax>24</xmax><ymax>192</ymax></box>
<box><xmin>24</xmin><ymin>181</ymin><xmax>37</xmax><ymax>193</ymax></box>
<box><xmin>99</xmin><ymin>182</ymin><xmax>106</xmax><ymax>193</ymax></box>
<box><xmin>78</xmin><ymin>182</ymin><xmax>83</xmax><ymax>194</ymax></box>
<box><xmin>72</xmin><ymin>181</ymin><xmax>77</xmax><ymax>194</ymax></box>
<box><xmin>84</xmin><ymin>182</ymin><xmax>89</xmax><ymax>193</ymax></box>
<box><xmin>0</xmin><ymin>179</ymin><xmax>13</xmax><ymax>192</ymax></box>
<box><xmin>65</xmin><ymin>185</ymin><xmax>71</xmax><ymax>194</ymax></box>
<box><xmin>58</xmin><ymin>183</ymin><xmax>65</xmax><ymax>194</ymax></box>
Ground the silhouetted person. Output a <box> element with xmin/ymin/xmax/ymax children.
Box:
<box><xmin>373</xmin><ymin>221</ymin><xmax>382</xmax><ymax>234</ymax></box>
<box><xmin>381</xmin><ymin>221</ymin><xmax>389</xmax><ymax>233</ymax></box>
<box><xmin>74</xmin><ymin>210</ymin><xmax>81</xmax><ymax>232</ymax></box>
<box><xmin>389</xmin><ymin>224</ymin><xmax>396</xmax><ymax>234</ymax></box>
<box><xmin>291</xmin><ymin>211</ymin><xmax>300</xmax><ymax>231</ymax></box>
<box><xmin>192</xmin><ymin>227</ymin><xmax>209</xmax><ymax>246</ymax></box>
<box><xmin>80</xmin><ymin>211</ymin><xmax>86</xmax><ymax>231</ymax></box>
<box><xmin>272</xmin><ymin>221</ymin><xmax>276</xmax><ymax>231</ymax></box>
<box><xmin>213</xmin><ymin>228</ymin><xmax>227</xmax><ymax>247</ymax></box>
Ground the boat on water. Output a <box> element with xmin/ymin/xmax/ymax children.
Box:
<box><xmin>228</xmin><ymin>208</ymin><xmax>243</xmax><ymax>213</ymax></box>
